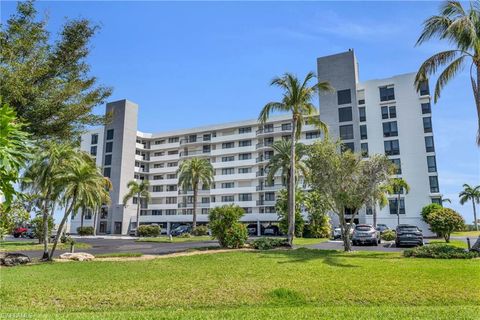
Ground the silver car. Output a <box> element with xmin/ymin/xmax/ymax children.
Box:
<box><xmin>352</xmin><ymin>224</ymin><xmax>380</xmax><ymax>246</ymax></box>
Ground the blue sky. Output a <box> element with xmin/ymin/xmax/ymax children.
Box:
<box><xmin>2</xmin><ymin>1</ymin><xmax>479</xmax><ymax>223</ymax></box>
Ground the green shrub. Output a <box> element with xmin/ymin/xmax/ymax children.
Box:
<box><xmin>209</xmin><ymin>205</ymin><xmax>248</xmax><ymax>248</ymax></box>
<box><xmin>178</xmin><ymin>232</ymin><xmax>192</xmax><ymax>238</ymax></box>
<box><xmin>381</xmin><ymin>230</ymin><xmax>396</xmax><ymax>241</ymax></box>
<box><xmin>421</xmin><ymin>203</ymin><xmax>443</xmax><ymax>223</ymax></box>
<box><xmin>404</xmin><ymin>244</ymin><xmax>479</xmax><ymax>259</ymax></box>
<box><xmin>193</xmin><ymin>225</ymin><xmax>209</xmax><ymax>236</ymax></box>
<box><xmin>252</xmin><ymin>237</ymin><xmax>289</xmax><ymax>250</ymax></box>
<box><xmin>428</xmin><ymin>208</ymin><xmax>465</xmax><ymax>242</ymax></box>
<box><xmin>30</xmin><ymin>214</ymin><xmax>54</xmax><ymax>240</ymax></box>
<box><xmin>77</xmin><ymin>226</ymin><xmax>94</xmax><ymax>236</ymax></box>
<box><xmin>137</xmin><ymin>225</ymin><xmax>160</xmax><ymax>237</ymax></box>
<box><xmin>303</xmin><ymin>190</ymin><xmax>331</xmax><ymax>238</ymax></box>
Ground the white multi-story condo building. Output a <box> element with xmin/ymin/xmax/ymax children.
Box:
<box><xmin>69</xmin><ymin>50</ymin><xmax>441</xmax><ymax>235</ymax></box>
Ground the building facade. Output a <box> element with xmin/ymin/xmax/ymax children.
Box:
<box><xmin>69</xmin><ymin>50</ymin><xmax>440</xmax><ymax>235</ymax></box>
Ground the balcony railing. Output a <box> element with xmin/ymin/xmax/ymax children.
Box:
<box><xmin>256</xmin><ymin>184</ymin><xmax>283</xmax><ymax>191</ymax></box>
<box><xmin>179</xmin><ymin>150</ymin><xmax>211</xmax><ymax>157</ymax></box>
<box><xmin>180</xmin><ymin>137</ymin><xmax>212</xmax><ymax>145</ymax></box>
<box><xmin>256</xmin><ymin>199</ymin><xmax>276</xmax><ymax>206</ymax></box>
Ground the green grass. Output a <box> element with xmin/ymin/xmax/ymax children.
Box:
<box><xmin>95</xmin><ymin>252</ymin><xmax>143</xmax><ymax>258</ymax></box>
<box><xmin>136</xmin><ymin>235</ymin><xmax>214</xmax><ymax>243</ymax></box>
<box><xmin>452</xmin><ymin>231</ymin><xmax>480</xmax><ymax>237</ymax></box>
<box><xmin>0</xmin><ymin>241</ymin><xmax>91</xmax><ymax>252</ymax></box>
<box><xmin>427</xmin><ymin>239</ymin><xmax>468</xmax><ymax>248</ymax></box>
<box><xmin>293</xmin><ymin>238</ymin><xmax>329</xmax><ymax>246</ymax></box>
<box><xmin>1</xmin><ymin>249</ymin><xmax>478</xmax><ymax>319</ymax></box>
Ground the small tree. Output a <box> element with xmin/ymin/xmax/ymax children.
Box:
<box><xmin>0</xmin><ymin>200</ymin><xmax>30</xmax><ymax>238</ymax></box>
<box><xmin>428</xmin><ymin>208</ymin><xmax>465</xmax><ymax>243</ymax></box>
<box><xmin>459</xmin><ymin>184</ymin><xmax>480</xmax><ymax>231</ymax></box>
<box><xmin>421</xmin><ymin>203</ymin><xmax>443</xmax><ymax>224</ymax></box>
<box><xmin>275</xmin><ymin>189</ymin><xmax>305</xmax><ymax>237</ymax></box>
<box><xmin>208</xmin><ymin>205</ymin><xmax>248</xmax><ymax>248</ymax></box>
<box><xmin>304</xmin><ymin>191</ymin><xmax>331</xmax><ymax>238</ymax></box>
<box><xmin>387</xmin><ymin>178</ymin><xmax>410</xmax><ymax>225</ymax></box>
<box><xmin>30</xmin><ymin>214</ymin><xmax>54</xmax><ymax>244</ymax></box>
<box><xmin>123</xmin><ymin>180</ymin><xmax>150</xmax><ymax>233</ymax></box>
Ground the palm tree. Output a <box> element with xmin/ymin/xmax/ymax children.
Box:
<box><xmin>442</xmin><ymin>198</ymin><xmax>452</xmax><ymax>204</ymax></box>
<box><xmin>459</xmin><ymin>183</ymin><xmax>480</xmax><ymax>231</ymax></box>
<box><xmin>177</xmin><ymin>158</ymin><xmax>214</xmax><ymax>232</ymax></box>
<box><xmin>259</xmin><ymin>72</ymin><xmax>332</xmax><ymax>246</ymax></box>
<box><xmin>388</xmin><ymin>178</ymin><xmax>411</xmax><ymax>225</ymax></box>
<box><xmin>123</xmin><ymin>180</ymin><xmax>150</xmax><ymax>234</ymax></box>
<box><xmin>92</xmin><ymin>180</ymin><xmax>112</xmax><ymax>236</ymax></box>
<box><xmin>49</xmin><ymin>156</ymin><xmax>109</xmax><ymax>260</ymax></box>
<box><xmin>368</xmin><ymin>185</ymin><xmax>390</xmax><ymax>228</ymax></box>
<box><xmin>266</xmin><ymin>140</ymin><xmax>308</xmax><ymax>188</ymax></box>
<box><xmin>415</xmin><ymin>0</ymin><xmax>480</xmax><ymax>145</ymax></box>
<box><xmin>22</xmin><ymin>142</ymin><xmax>78</xmax><ymax>260</ymax></box>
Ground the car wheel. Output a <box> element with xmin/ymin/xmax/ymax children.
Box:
<box><xmin>395</xmin><ymin>241</ymin><xmax>400</xmax><ymax>248</ymax></box>
<box><xmin>378</xmin><ymin>238</ymin><xmax>381</xmax><ymax>244</ymax></box>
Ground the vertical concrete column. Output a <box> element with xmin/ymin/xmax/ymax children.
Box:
<box><xmin>257</xmin><ymin>220</ymin><xmax>261</xmax><ymax>237</ymax></box>
<box><xmin>167</xmin><ymin>222</ymin><xmax>171</xmax><ymax>235</ymax></box>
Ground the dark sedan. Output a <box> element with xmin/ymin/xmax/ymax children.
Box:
<box><xmin>395</xmin><ymin>224</ymin><xmax>423</xmax><ymax>247</ymax></box>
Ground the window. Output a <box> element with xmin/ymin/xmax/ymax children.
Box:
<box><xmin>265</xmin><ymin>192</ymin><xmax>275</xmax><ymax>201</ymax></box>
<box><xmin>421</xmin><ymin>103</ymin><xmax>431</xmax><ymax>114</ymax></box>
<box><xmin>238</xmin><ymin>167</ymin><xmax>251</xmax><ymax>174</ymax></box>
<box><xmin>168</xmin><ymin>137</ymin><xmax>179</xmax><ymax>143</ymax></box>
<box><xmin>339</xmin><ymin>125</ymin><xmax>354</xmax><ymax>140</ymax></box>
<box><xmin>360</xmin><ymin>125</ymin><xmax>368</xmax><ymax>140</ymax></box>
<box><xmin>239</xmin><ymin>194</ymin><xmax>252</xmax><ymax>201</ymax></box>
<box><xmin>425</xmin><ymin>136</ymin><xmax>435</xmax><ymax>152</ymax></box>
<box><xmin>221</xmin><ymin>182</ymin><xmax>234</xmax><ymax>188</ymax></box>
<box><xmin>431</xmin><ymin>197</ymin><xmax>442</xmax><ymax>205</ymax></box>
<box><xmin>361</xmin><ymin>143</ymin><xmax>368</xmax><ymax>158</ymax></box>
<box><xmin>91</xmin><ymin>134</ymin><xmax>98</xmax><ymax>145</ymax></box>
<box><xmin>419</xmin><ymin>81</ymin><xmax>430</xmax><ymax>96</ymax></box>
<box><xmin>105</xmin><ymin>142</ymin><xmax>113</xmax><ymax>153</ymax></box>
<box><xmin>166</xmin><ymin>197</ymin><xmax>177</xmax><ymax>204</ymax></box>
<box><xmin>222</xmin><ymin>168</ymin><xmax>235</xmax><ymax>175</ymax></box>
<box><xmin>281</xmin><ymin>123</ymin><xmax>292</xmax><ymax>131</ymax></box>
<box><xmin>306</xmin><ymin>131</ymin><xmax>320</xmax><ymax>139</ymax></box>
<box><xmin>391</xmin><ymin>158</ymin><xmax>402</xmax><ymax>174</ymax></box>
<box><xmin>104</xmin><ymin>154</ymin><xmax>112</xmax><ymax>166</ymax></box>
<box><xmin>429</xmin><ymin>176</ymin><xmax>439</xmax><ymax>193</ymax></box>
<box><xmin>103</xmin><ymin>167</ymin><xmax>111</xmax><ymax>178</ymax></box>
<box><xmin>168</xmin><ymin>150</ymin><xmax>178</xmax><ymax>155</ymax></box>
<box><xmin>154</xmin><ymin>152</ymin><xmax>164</xmax><ymax>157</ymax></box>
<box><xmin>165</xmin><ymin>209</ymin><xmax>176</xmax><ymax>215</ymax></box>
<box><xmin>222</xmin><ymin>195</ymin><xmax>234</xmax><ymax>202</ymax></box>
<box><xmin>239</xmin><ymin>140</ymin><xmax>252</xmax><ymax>147</ymax></box>
<box><xmin>338</xmin><ymin>107</ymin><xmax>353</xmax><ymax>122</ymax></box>
<box><xmin>383</xmin><ymin>121</ymin><xmax>398</xmax><ymax>137</ymax></box>
<box><xmin>222</xmin><ymin>156</ymin><xmax>235</xmax><ymax>162</ymax></box>
<box><xmin>153</xmin><ymin>186</ymin><xmax>163</xmax><ymax>192</ymax></box>
<box><xmin>381</xmin><ymin>106</ymin><xmax>396</xmax><ymax>119</ymax></box>
<box><xmin>359</xmin><ymin>107</ymin><xmax>366</xmax><ymax>122</ymax></box>
<box><xmin>342</xmin><ymin>142</ymin><xmax>355</xmax><ymax>153</ymax></box>
<box><xmin>389</xmin><ymin>199</ymin><xmax>405</xmax><ymax>215</ymax></box>
<box><xmin>423</xmin><ymin>117</ymin><xmax>432</xmax><ymax>133</ymax></box>
<box><xmin>153</xmin><ymin>163</ymin><xmax>164</xmax><ymax>168</ymax></box>
<box><xmin>154</xmin><ymin>140</ymin><xmax>165</xmax><ymax>145</ymax></box>
<box><xmin>167</xmin><ymin>162</ymin><xmax>178</xmax><ymax>167</ymax></box>
<box><xmin>242</xmin><ymin>207</ymin><xmax>253</xmax><ymax>214</ymax></box>
<box><xmin>201</xmin><ymin>197</ymin><xmax>210</xmax><ymax>203</ymax></box>
<box><xmin>239</xmin><ymin>127</ymin><xmax>251</xmax><ymax>134</ymax></box>
<box><xmin>264</xmin><ymin>137</ymin><xmax>274</xmax><ymax>146</ymax></box>
<box><xmin>358</xmin><ymin>99</ymin><xmax>365</xmax><ymax>105</ymax></box>
<box><xmin>187</xmin><ymin>135</ymin><xmax>197</xmax><ymax>143</ymax></box>
<box><xmin>384</xmin><ymin>140</ymin><xmax>400</xmax><ymax>155</ymax></box>
<box><xmin>427</xmin><ymin>156</ymin><xmax>437</xmax><ymax>172</ymax></box>
<box><xmin>203</xmin><ymin>134</ymin><xmax>211</xmax><ymax>141</ymax></box>
<box><xmin>203</xmin><ymin>145</ymin><xmax>211</xmax><ymax>153</ymax></box>
<box><xmin>379</xmin><ymin>86</ymin><xmax>395</xmax><ymax>101</ymax></box>
<box><xmin>337</xmin><ymin>89</ymin><xmax>352</xmax><ymax>105</ymax></box>
<box><xmin>166</xmin><ymin>185</ymin><xmax>177</xmax><ymax>192</ymax></box>
<box><xmin>167</xmin><ymin>173</ymin><xmax>177</xmax><ymax>179</ymax></box>
<box><xmin>222</xmin><ymin>142</ymin><xmax>234</xmax><ymax>149</ymax></box>
<box><xmin>90</xmin><ymin>146</ymin><xmax>97</xmax><ymax>156</ymax></box>
<box><xmin>106</xmin><ymin>129</ymin><xmax>114</xmax><ymax>140</ymax></box>
<box><xmin>263</xmin><ymin>124</ymin><xmax>274</xmax><ymax>133</ymax></box>
<box><xmin>239</xmin><ymin>153</ymin><xmax>251</xmax><ymax>160</ymax></box>
<box><xmin>153</xmin><ymin>175</ymin><xmax>163</xmax><ymax>180</ymax></box>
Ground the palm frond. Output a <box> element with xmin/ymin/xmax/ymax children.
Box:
<box><xmin>434</xmin><ymin>55</ymin><xmax>467</xmax><ymax>102</ymax></box>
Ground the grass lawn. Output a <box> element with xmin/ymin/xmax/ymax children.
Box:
<box><xmin>94</xmin><ymin>252</ymin><xmax>143</xmax><ymax>258</ymax></box>
<box><xmin>136</xmin><ymin>235</ymin><xmax>213</xmax><ymax>243</ymax></box>
<box><xmin>452</xmin><ymin>231</ymin><xmax>480</xmax><ymax>237</ymax></box>
<box><xmin>1</xmin><ymin>249</ymin><xmax>478</xmax><ymax>319</ymax></box>
<box><xmin>427</xmin><ymin>239</ymin><xmax>468</xmax><ymax>248</ymax></box>
<box><xmin>293</xmin><ymin>237</ymin><xmax>329</xmax><ymax>246</ymax></box>
<box><xmin>0</xmin><ymin>241</ymin><xmax>91</xmax><ymax>252</ymax></box>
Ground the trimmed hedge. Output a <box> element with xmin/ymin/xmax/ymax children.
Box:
<box><xmin>252</xmin><ymin>237</ymin><xmax>289</xmax><ymax>250</ymax></box>
<box><xmin>77</xmin><ymin>226</ymin><xmax>94</xmax><ymax>236</ymax></box>
<box><xmin>193</xmin><ymin>225</ymin><xmax>209</xmax><ymax>236</ymax></box>
<box><xmin>137</xmin><ymin>225</ymin><xmax>160</xmax><ymax>237</ymax></box>
<box><xmin>381</xmin><ymin>230</ymin><xmax>396</xmax><ymax>241</ymax></box>
<box><xmin>404</xmin><ymin>244</ymin><xmax>479</xmax><ymax>259</ymax></box>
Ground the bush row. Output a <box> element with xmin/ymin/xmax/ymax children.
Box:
<box><xmin>404</xmin><ymin>244</ymin><xmax>479</xmax><ymax>259</ymax></box>
<box><xmin>137</xmin><ymin>225</ymin><xmax>160</xmax><ymax>237</ymax></box>
<box><xmin>251</xmin><ymin>237</ymin><xmax>289</xmax><ymax>250</ymax></box>
<box><xmin>77</xmin><ymin>226</ymin><xmax>94</xmax><ymax>236</ymax></box>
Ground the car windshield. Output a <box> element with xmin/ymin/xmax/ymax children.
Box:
<box><xmin>356</xmin><ymin>226</ymin><xmax>372</xmax><ymax>231</ymax></box>
<box><xmin>399</xmin><ymin>227</ymin><xmax>418</xmax><ymax>232</ymax></box>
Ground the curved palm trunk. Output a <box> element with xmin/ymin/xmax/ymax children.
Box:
<box><xmin>397</xmin><ymin>192</ymin><xmax>401</xmax><ymax>225</ymax></box>
<box><xmin>472</xmin><ymin>200</ymin><xmax>478</xmax><ymax>231</ymax></box>
<box><xmin>473</xmin><ymin>63</ymin><xmax>480</xmax><ymax>145</ymax></box>
<box><xmin>192</xmin><ymin>185</ymin><xmax>198</xmax><ymax>232</ymax></box>
<box><xmin>80</xmin><ymin>207</ymin><xmax>85</xmax><ymax>229</ymax></box>
<box><xmin>287</xmin><ymin>116</ymin><xmax>297</xmax><ymax>247</ymax></box>
<box><xmin>136</xmin><ymin>192</ymin><xmax>141</xmax><ymax>235</ymax></box>
<box><xmin>93</xmin><ymin>207</ymin><xmax>98</xmax><ymax>236</ymax></box>
<box><xmin>373</xmin><ymin>199</ymin><xmax>377</xmax><ymax>228</ymax></box>
<box><xmin>49</xmin><ymin>194</ymin><xmax>77</xmax><ymax>260</ymax></box>
<box><xmin>41</xmin><ymin>201</ymin><xmax>49</xmax><ymax>259</ymax></box>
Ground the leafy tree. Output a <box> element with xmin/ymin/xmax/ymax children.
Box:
<box><xmin>259</xmin><ymin>72</ymin><xmax>332</xmax><ymax>246</ymax></box>
<box><xmin>123</xmin><ymin>180</ymin><xmax>150</xmax><ymax>234</ymax></box>
<box><xmin>387</xmin><ymin>178</ymin><xmax>410</xmax><ymax>225</ymax></box>
<box><xmin>30</xmin><ymin>214</ymin><xmax>54</xmax><ymax>243</ymax></box>
<box><xmin>421</xmin><ymin>203</ymin><xmax>443</xmax><ymax>224</ymax></box>
<box><xmin>0</xmin><ymin>200</ymin><xmax>30</xmax><ymax>239</ymax></box>
<box><xmin>459</xmin><ymin>183</ymin><xmax>480</xmax><ymax>231</ymax></box>
<box><xmin>428</xmin><ymin>208</ymin><xmax>465</xmax><ymax>242</ymax></box>
<box><xmin>177</xmin><ymin>158</ymin><xmax>214</xmax><ymax>232</ymax></box>
<box><xmin>304</xmin><ymin>191</ymin><xmax>331</xmax><ymax>238</ymax></box>
<box><xmin>0</xmin><ymin>100</ymin><xmax>30</xmax><ymax>206</ymax></box>
<box><xmin>208</xmin><ymin>205</ymin><xmax>248</xmax><ymax>248</ymax></box>
<box><xmin>306</xmin><ymin>139</ymin><xmax>392</xmax><ymax>251</ymax></box>
<box><xmin>275</xmin><ymin>189</ymin><xmax>305</xmax><ymax>237</ymax></box>
<box><xmin>415</xmin><ymin>0</ymin><xmax>480</xmax><ymax>145</ymax></box>
<box><xmin>0</xmin><ymin>1</ymin><xmax>112</xmax><ymax>141</ymax></box>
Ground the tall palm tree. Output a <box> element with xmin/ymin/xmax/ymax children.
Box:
<box><xmin>415</xmin><ymin>0</ymin><xmax>480</xmax><ymax>145</ymax></box>
<box><xmin>177</xmin><ymin>158</ymin><xmax>214</xmax><ymax>232</ymax></box>
<box><xmin>123</xmin><ymin>180</ymin><xmax>151</xmax><ymax>234</ymax></box>
<box><xmin>388</xmin><ymin>178</ymin><xmax>411</xmax><ymax>225</ymax></box>
<box><xmin>459</xmin><ymin>183</ymin><xmax>480</xmax><ymax>231</ymax></box>
<box><xmin>266</xmin><ymin>140</ymin><xmax>308</xmax><ymax>188</ymax></box>
<box><xmin>92</xmin><ymin>179</ymin><xmax>112</xmax><ymax>236</ymax></box>
<box><xmin>368</xmin><ymin>184</ymin><xmax>390</xmax><ymax>228</ymax></box>
<box><xmin>21</xmin><ymin>142</ymin><xmax>78</xmax><ymax>260</ymax></box>
<box><xmin>49</xmin><ymin>156</ymin><xmax>109</xmax><ymax>260</ymax></box>
<box><xmin>259</xmin><ymin>71</ymin><xmax>332</xmax><ymax>246</ymax></box>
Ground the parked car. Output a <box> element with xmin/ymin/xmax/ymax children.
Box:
<box><xmin>129</xmin><ymin>229</ymin><xmax>137</xmax><ymax>236</ymax></box>
<box><xmin>13</xmin><ymin>227</ymin><xmax>28</xmax><ymax>238</ymax></box>
<box><xmin>332</xmin><ymin>223</ymin><xmax>356</xmax><ymax>240</ymax></box>
<box><xmin>247</xmin><ymin>224</ymin><xmax>263</xmax><ymax>236</ymax></box>
<box><xmin>263</xmin><ymin>225</ymin><xmax>279</xmax><ymax>236</ymax></box>
<box><xmin>170</xmin><ymin>225</ymin><xmax>191</xmax><ymax>236</ymax></box>
<box><xmin>395</xmin><ymin>224</ymin><xmax>424</xmax><ymax>247</ymax></box>
<box><xmin>352</xmin><ymin>224</ymin><xmax>380</xmax><ymax>246</ymax></box>
<box><xmin>375</xmin><ymin>224</ymin><xmax>390</xmax><ymax>233</ymax></box>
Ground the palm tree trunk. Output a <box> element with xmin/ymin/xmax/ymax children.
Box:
<box><xmin>474</xmin><ymin>64</ymin><xmax>480</xmax><ymax>145</ymax></box>
<box><xmin>49</xmin><ymin>195</ymin><xmax>76</xmax><ymax>260</ymax></box>
<box><xmin>473</xmin><ymin>200</ymin><xmax>478</xmax><ymax>231</ymax></box>
<box><xmin>397</xmin><ymin>193</ymin><xmax>401</xmax><ymax>225</ymax></box>
<box><xmin>287</xmin><ymin>116</ymin><xmax>297</xmax><ymax>247</ymax></box>
<box><xmin>193</xmin><ymin>186</ymin><xmax>198</xmax><ymax>232</ymax></box>
<box><xmin>136</xmin><ymin>193</ymin><xmax>141</xmax><ymax>234</ymax></box>
<box><xmin>41</xmin><ymin>201</ymin><xmax>49</xmax><ymax>259</ymax></box>
<box><xmin>373</xmin><ymin>200</ymin><xmax>377</xmax><ymax>228</ymax></box>
<box><xmin>340</xmin><ymin>207</ymin><xmax>351</xmax><ymax>252</ymax></box>
<box><xmin>80</xmin><ymin>207</ymin><xmax>84</xmax><ymax>229</ymax></box>
<box><xmin>93</xmin><ymin>208</ymin><xmax>98</xmax><ymax>236</ymax></box>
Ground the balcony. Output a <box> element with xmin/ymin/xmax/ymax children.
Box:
<box><xmin>178</xmin><ymin>202</ymin><xmax>210</xmax><ymax>208</ymax></box>
<box><xmin>256</xmin><ymin>184</ymin><xmax>283</xmax><ymax>191</ymax></box>
<box><xmin>256</xmin><ymin>199</ymin><xmax>276</xmax><ymax>206</ymax></box>
<box><xmin>179</xmin><ymin>150</ymin><xmax>211</xmax><ymax>158</ymax></box>
<box><xmin>180</xmin><ymin>137</ymin><xmax>212</xmax><ymax>145</ymax></box>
